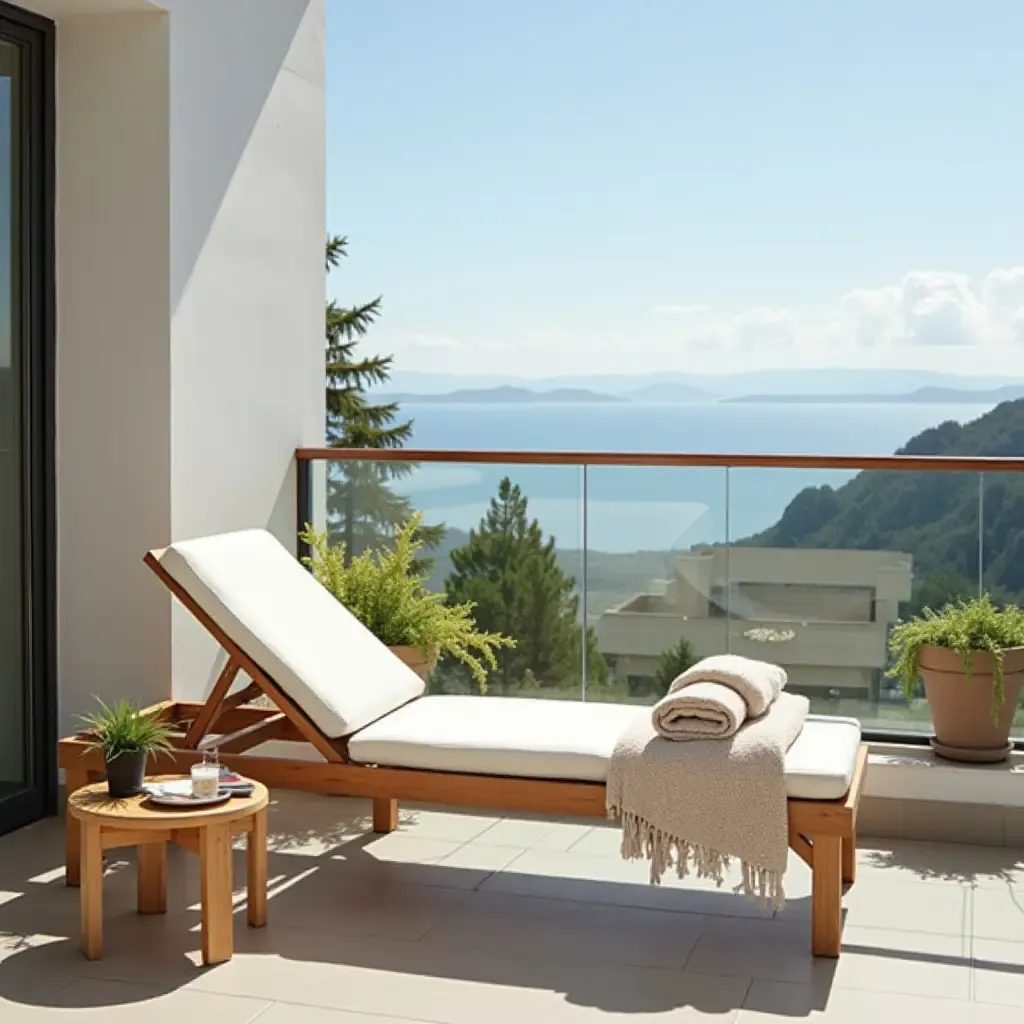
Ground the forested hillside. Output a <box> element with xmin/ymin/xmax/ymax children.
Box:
<box><xmin>743</xmin><ymin>400</ymin><xmax>1024</xmax><ymax>609</ymax></box>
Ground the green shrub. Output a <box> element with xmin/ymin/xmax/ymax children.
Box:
<box><xmin>299</xmin><ymin>513</ymin><xmax>514</xmax><ymax>692</ymax></box>
<box><xmin>80</xmin><ymin>698</ymin><xmax>175</xmax><ymax>762</ymax></box>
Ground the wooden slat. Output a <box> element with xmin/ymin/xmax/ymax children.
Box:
<box><xmin>171</xmin><ymin>829</ymin><xmax>200</xmax><ymax>855</ymax></box>
<box><xmin>101</xmin><ymin>828</ymin><xmax>170</xmax><ymax>851</ymax></box>
<box><xmin>60</xmin><ymin>737</ymin><xmax>867</xmax><ymax>835</ymax></box>
<box><xmin>143</xmin><ymin>550</ymin><xmax>344</xmax><ymax>764</ymax></box>
<box><xmin>216</xmin><ymin>713</ymin><xmax>289</xmax><ymax>754</ymax></box>
<box><xmin>296</xmin><ymin>446</ymin><xmax>1024</xmax><ymax>474</ymax></box>
<box><xmin>184</xmin><ymin>660</ymin><xmax>242</xmax><ymax>747</ymax></box>
<box><xmin>788</xmin><ymin>829</ymin><xmax>813</xmax><ymax>869</ymax></box>
<box><xmin>216</xmin><ymin>682</ymin><xmax>264</xmax><ymax>715</ymax></box>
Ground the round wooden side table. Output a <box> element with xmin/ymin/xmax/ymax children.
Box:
<box><xmin>67</xmin><ymin>777</ymin><xmax>269</xmax><ymax>965</ymax></box>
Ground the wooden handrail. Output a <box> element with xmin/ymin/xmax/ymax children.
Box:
<box><xmin>295</xmin><ymin>447</ymin><xmax>1024</xmax><ymax>473</ymax></box>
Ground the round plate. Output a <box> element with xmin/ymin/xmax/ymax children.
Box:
<box><xmin>144</xmin><ymin>785</ymin><xmax>233</xmax><ymax>808</ymax></box>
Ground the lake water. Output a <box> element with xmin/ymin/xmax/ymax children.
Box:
<box><xmin>363</xmin><ymin>400</ymin><xmax>996</xmax><ymax>553</ymax></box>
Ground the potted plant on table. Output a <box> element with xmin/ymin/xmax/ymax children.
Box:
<box><xmin>887</xmin><ymin>595</ymin><xmax>1024</xmax><ymax>763</ymax></box>
<box><xmin>80</xmin><ymin>698</ymin><xmax>175</xmax><ymax>797</ymax></box>
<box><xmin>299</xmin><ymin>513</ymin><xmax>514</xmax><ymax>691</ymax></box>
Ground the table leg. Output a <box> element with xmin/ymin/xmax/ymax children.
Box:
<box><xmin>80</xmin><ymin>823</ymin><xmax>104</xmax><ymax>960</ymax></box>
<box><xmin>137</xmin><ymin>841</ymin><xmax>167</xmax><ymax>915</ymax></box>
<box><xmin>199</xmin><ymin>823</ymin><xmax>234</xmax><ymax>965</ymax></box>
<box><xmin>247</xmin><ymin>808</ymin><xmax>267</xmax><ymax>928</ymax></box>
<box><xmin>64</xmin><ymin>767</ymin><xmax>90</xmax><ymax>887</ymax></box>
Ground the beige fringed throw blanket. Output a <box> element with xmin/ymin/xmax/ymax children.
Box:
<box><xmin>652</xmin><ymin>655</ymin><xmax>788</xmax><ymax>740</ymax></box>
<box><xmin>607</xmin><ymin>691</ymin><xmax>809</xmax><ymax>908</ymax></box>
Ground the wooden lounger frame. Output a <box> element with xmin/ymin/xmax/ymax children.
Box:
<box><xmin>57</xmin><ymin>547</ymin><xmax>868</xmax><ymax>958</ymax></box>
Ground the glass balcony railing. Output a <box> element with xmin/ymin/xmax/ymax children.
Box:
<box><xmin>296</xmin><ymin>448</ymin><xmax>1024</xmax><ymax>741</ymax></box>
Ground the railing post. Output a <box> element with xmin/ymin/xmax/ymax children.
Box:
<box><xmin>581</xmin><ymin>463</ymin><xmax>589</xmax><ymax>701</ymax></box>
<box><xmin>296</xmin><ymin>455</ymin><xmax>312</xmax><ymax>567</ymax></box>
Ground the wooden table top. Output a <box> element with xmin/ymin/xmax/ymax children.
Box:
<box><xmin>67</xmin><ymin>776</ymin><xmax>269</xmax><ymax>830</ymax></box>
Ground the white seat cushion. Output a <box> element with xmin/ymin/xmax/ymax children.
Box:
<box><xmin>348</xmin><ymin>696</ymin><xmax>861</xmax><ymax>800</ymax></box>
<box><xmin>157</xmin><ymin>530</ymin><xmax>425</xmax><ymax>738</ymax></box>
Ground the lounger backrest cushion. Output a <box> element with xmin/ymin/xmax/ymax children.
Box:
<box><xmin>157</xmin><ymin>529</ymin><xmax>426</xmax><ymax>739</ymax></box>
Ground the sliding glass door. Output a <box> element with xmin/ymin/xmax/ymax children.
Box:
<box><xmin>0</xmin><ymin>3</ymin><xmax>54</xmax><ymax>838</ymax></box>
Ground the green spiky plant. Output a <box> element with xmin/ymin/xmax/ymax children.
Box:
<box><xmin>299</xmin><ymin>513</ymin><xmax>515</xmax><ymax>693</ymax></box>
<box><xmin>79</xmin><ymin>698</ymin><xmax>176</xmax><ymax>762</ymax></box>
<box><xmin>887</xmin><ymin>595</ymin><xmax>1024</xmax><ymax>723</ymax></box>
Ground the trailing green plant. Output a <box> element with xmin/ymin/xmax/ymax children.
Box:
<box><xmin>887</xmin><ymin>595</ymin><xmax>1024</xmax><ymax>722</ymax></box>
<box><xmin>299</xmin><ymin>513</ymin><xmax>515</xmax><ymax>692</ymax></box>
<box><xmin>79</xmin><ymin>698</ymin><xmax>176</xmax><ymax>762</ymax></box>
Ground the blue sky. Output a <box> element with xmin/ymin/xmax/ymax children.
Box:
<box><xmin>326</xmin><ymin>1</ymin><xmax>1024</xmax><ymax>377</ymax></box>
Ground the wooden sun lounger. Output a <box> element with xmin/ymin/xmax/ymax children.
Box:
<box><xmin>58</xmin><ymin>545</ymin><xmax>868</xmax><ymax>958</ymax></box>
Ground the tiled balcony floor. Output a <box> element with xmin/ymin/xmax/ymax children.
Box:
<box><xmin>1</xmin><ymin>791</ymin><xmax>1024</xmax><ymax>1021</ymax></box>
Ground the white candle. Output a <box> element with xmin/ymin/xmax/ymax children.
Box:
<box><xmin>191</xmin><ymin>762</ymin><xmax>220</xmax><ymax>798</ymax></box>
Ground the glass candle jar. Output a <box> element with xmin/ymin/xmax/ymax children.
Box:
<box><xmin>190</xmin><ymin>761</ymin><xmax>220</xmax><ymax>799</ymax></box>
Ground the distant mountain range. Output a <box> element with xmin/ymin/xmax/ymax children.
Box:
<box><xmin>727</xmin><ymin>385</ymin><xmax>1024</xmax><ymax>405</ymax></box>
<box><xmin>380</xmin><ymin>385</ymin><xmax>622</xmax><ymax>405</ymax></box>
<box><xmin>379</xmin><ymin>380</ymin><xmax>1024</xmax><ymax>407</ymax></box>
<box><xmin>375</xmin><ymin>368</ymin><xmax>1024</xmax><ymax>401</ymax></box>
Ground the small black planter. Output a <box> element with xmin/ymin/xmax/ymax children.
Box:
<box><xmin>104</xmin><ymin>750</ymin><xmax>147</xmax><ymax>798</ymax></box>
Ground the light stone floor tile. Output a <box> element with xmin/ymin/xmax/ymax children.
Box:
<box><xmin>568</xmin><ymin>823</ymin><xmax>627</xmax><ymax>857</ymax></box>
<box><xmin>395</xmin><ymin>808</ymin><xmax>504</xmax><ymax>843</ymax></box>
<box><xmin>436</xmin><ymin>842</ymin><xmax>522</xmax><ymax>876</ymax></box>
<box><xmin>857</xmin><ymin>839</ymin><xmax>1024</xmax><ymax>890</ymax></box>
<box><xmin>832</xmin><ymin>926</ymin><xmax>970</xmax><ymax>1000</ymax></box>
<box><xmin>480</xmin><ymin>848</ymin><xmax>769</xmax><ymax>918</ymax></box>
<box><xmin>840</xmin><ymin>876</ymin><xmax>969</xmax><ymax>935</ymax></box>
<box><xmin>186</xmin><ymin>933</ymin><xmax>752</xmax><ymax>1023</ymax></box>
<box><xmin>972</xmin><ymin>937</ymin><xmax>1024</xmax><ymax>1007</ymax></box>
<box><xmin>4</xmin><ymin>976</ymin><xmax>270</xmax><ymax>1022</ymax></box>
<box><xmin>972</xmin><ymin>886</ymin><xmax>1024</xmax><ymax>942</ymax></box>
<box><xmin>5</xmin><ymin>793</ymin><xmax>1022</xmax><ymax>1022</ymax></box>
<box><xmin>473</xmin><ymin>818</ymin><xmax>594</xmax><ymax>852</ymax></box>
<box><xmin>738</xmin><ymin>980</ymin><xmax>1014</xmax><ymax>1023</ymax></box>
<box><xmin>254</xmin><ymin>1004</ymin><xmax>440</xmax><ymax>1024</ymax></box>
<box><xmin>421</xmin><ymin>889</ymin><xmax>705</xmax><ymax>970</ymax></box>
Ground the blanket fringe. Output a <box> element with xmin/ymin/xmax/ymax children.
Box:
<box><xmin>608</xmin><ymin>806</ymin><xmax>786</xmax><ymax>911</ymax></box>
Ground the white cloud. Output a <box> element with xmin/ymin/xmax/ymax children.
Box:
<box><xmin>377</xmin><ymin>266</ymin><xmax>1024</xmax><ymax>376</ymax></box>
<box><xmin>673</xmin><ymin>267</ymin><xmax>1024</xmax><ymax>360</ymax></box>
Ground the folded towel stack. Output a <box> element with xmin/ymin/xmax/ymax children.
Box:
<box><xmin>651</xmin><ymin>654</ymin><xmax>788</xmax><ymax>741</ymax></box>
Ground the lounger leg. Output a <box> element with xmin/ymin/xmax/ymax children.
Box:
<box><xmin>64</xmin><ymin>766</ymin><xmax>90</xmax><ymax>887</ymax></box>
<box><xmin>842</xmin><ymin>833</ymin><xmax>856</xmax><ymax>885</ymax></box>
<box><xmin>811</xmin><ymin>835</ymin><xmax>843</xmax><ymax>958</ymax></box>
<box><xmin>372</xmin><ymin>798</ymin><xmax>398</xmax><ymax>834</ymax></box>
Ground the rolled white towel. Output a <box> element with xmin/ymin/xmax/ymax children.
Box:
<box><xmin>670</xmin><ymin>654</ymin><xmax>787</xmax><ymax>716</ymax></box>
<box><xmin>650</xmin><ymin>655</ymin><xmax>788</xmax><ymax>741</ymax></box>
<box><xmin>652</xmin><ymin>680</ymin><xmax>748</xmax><ymax>740</ymax></box>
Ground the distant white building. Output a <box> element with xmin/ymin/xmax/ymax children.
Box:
<box><xmin>596</xmin><ymin>546</ymin><xmax>913</xmax><ymax>698</ymax></box>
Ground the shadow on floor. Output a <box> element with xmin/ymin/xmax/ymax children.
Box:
<box><xmin>4</xmin><ymin>802</ymin><xmax>1012</xmax><ymax>1016</ymax></box>
<box><xmin>860</xmin><ymin>839</ymin><xmax>1024</xmax><ymax>886</ymax></box>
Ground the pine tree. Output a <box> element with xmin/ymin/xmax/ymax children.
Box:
<box><xmin>442</xmin><ymin>478</ymin><xmax>608</xmax><ymax>695</ymax></box>
<box><xmin>324</xmin><ymin>236</ymin><xmax>443</xmax><ymax>563</ymax></box>
<box><xmin>650</xmin><ymin>636</ymin><xmax>698</xmax><ymax>698</ymax></box>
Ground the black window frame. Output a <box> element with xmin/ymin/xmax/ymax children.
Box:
<box><xmin>0</xmin><ymin>1</ymin><xmax>56</xmax><ymax>837</ymax></box>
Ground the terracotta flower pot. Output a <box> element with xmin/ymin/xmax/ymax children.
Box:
<box><xmin>389</xmin><ymin>645</ymin><xmax>438</xmax><ymax>681</ymax></box>
<box><xmin>918</xmin><ymin>644</ymin><xmax>1024</xmax><ymax>763</ymax></box>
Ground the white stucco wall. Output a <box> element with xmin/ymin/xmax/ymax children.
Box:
<box><xmin>53</xmin><ymin>11</ymin><xmax>173</xmax><ymax>738</ymax></box>
<box><xmin>48</xmin><ymin>0</ymin><xmax>326</xmax><ymax>737</ymax></box>
<box><xmin>162</xmin><ymin>0</ymin><xmax>326</xmax><ymax>700</ymax></box>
